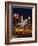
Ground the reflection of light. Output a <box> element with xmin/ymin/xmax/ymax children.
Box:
<box><xmin>19</xmin><ymin>29</ymin><xmax>23</xmax><ymax>31</ymax></box>
<box><xmin>15</xmin><ymin>28</ymin><xmax>18</xmax><ymax>31</ymax></box>
<box><xmin>15</xmin><ymin>28</ymin><xmax>24</xmax><ymax>32</ymax></box>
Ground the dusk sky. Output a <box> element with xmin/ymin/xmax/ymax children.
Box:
<box><xmin>13</xmin><ymin>7</ymin><xmax>32</xmax><ymax>16</ymax></box>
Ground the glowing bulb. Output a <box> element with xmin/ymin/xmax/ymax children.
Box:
<box><xmin>14</xmin><ymin>14</ymin><xmax>17</xmax><ymax>17</ymax></box>
<box><xmin>28</xmin><ymin>17</ymin><xmax>31</xmax><ymax>19</ymax></box>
